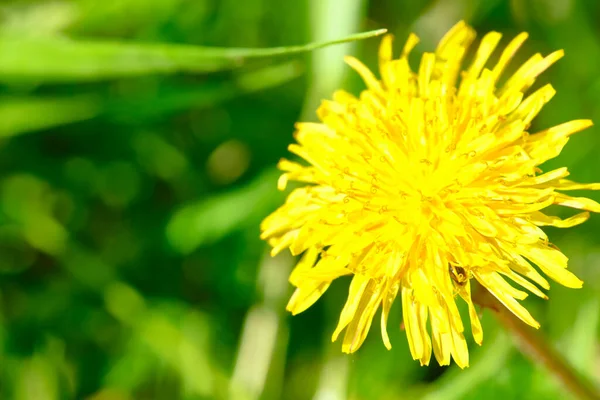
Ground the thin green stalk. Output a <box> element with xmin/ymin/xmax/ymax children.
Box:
<box><xmin>474</xmin><ymin>286</ymin><xmax>600</xmax><ymax>400</ymax></box>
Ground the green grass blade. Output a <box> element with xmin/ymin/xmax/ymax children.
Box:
<box><xmin>107</xmin><ymin>61</ymin><xmax>303</xmax><ymax>121</ymax></box>
<box><xmin>0</xmin><ymin>29</ymin><xmax>386</xmax><ymax>82</ymax></box>
<box><xmin>166</xmin><ymin>169</ymin><xmax>281</xmax><ymax>255</ymax></box>
<box><xmin>0</xmin><ymin>61</ymin><xmax>302</xmax><ymax>137</ymax></box>
<box><xmin>0</xmin><ymin>96</ymin><xmax>102</xmax><ymax>137</ymax></box>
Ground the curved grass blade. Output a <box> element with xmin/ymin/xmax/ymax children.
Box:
<box><xmin>0</xmin><ymin>29</ymin><xmax>386</xmax><ymax>82</ymax></box>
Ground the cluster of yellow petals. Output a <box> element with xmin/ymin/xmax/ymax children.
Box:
<box><xmin>260</xmin><ymin>21</ymin><xmax>600</xmax><ymax>368</ymax></box>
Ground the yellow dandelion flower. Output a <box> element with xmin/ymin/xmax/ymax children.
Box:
<box><xmin>260</xmin><ymin>21</ymin><xmax>600</xmax><ymax>368</ymax></box>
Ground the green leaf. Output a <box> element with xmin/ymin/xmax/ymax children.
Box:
<box><xmin>166</xmin><ymin>169</ymin><xmax>281</xmax><ymax>254</ymax></box>
<box><xmin>108</xmin><ymin>61</ymin><xmax>304</xmax><ymax>121</ymax></box>
<box><xmin>0</xmin><ymin>62</ymin><xmax>302</xmax><ymax>136</ymax></box>
<box><xmin>0</xmin><ymin>29</ymin><xmax>386</xmax><ymax>82</ymax></box>
<box><xmin>0</xmin><ymin>96</ymin><xmax>101</xmax><ymax>137</ymax></box>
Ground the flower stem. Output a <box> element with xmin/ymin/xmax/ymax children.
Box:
<box><xmin>474</xmin><ymin>286</ymin><xmax>600</xmax><ymax>400</ymax></box>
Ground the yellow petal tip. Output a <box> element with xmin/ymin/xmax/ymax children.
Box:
<box><xmin>341</xmin><ymin>344</ymin><xmax>354</xmax><ymax>354</ymax></box>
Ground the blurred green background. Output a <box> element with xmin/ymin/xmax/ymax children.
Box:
<box><xmin>0</xmin><ymin>0</ymin><xmax>599</xmax><ymax>399</ymax></box>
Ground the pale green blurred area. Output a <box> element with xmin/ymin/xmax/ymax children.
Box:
<box><xmin>0</xmin><ymin>0</ymin><xmax>599</xmax><ymax>399</ymax></box>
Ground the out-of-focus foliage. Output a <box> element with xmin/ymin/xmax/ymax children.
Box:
<box><xmin>0</xmin><ymin>0</ymin><xmax>598</xmax><ymax>399</ymax></box>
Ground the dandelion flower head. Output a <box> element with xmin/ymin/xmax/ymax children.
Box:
<box><xmin>260</xmin><ymin>21</ymin><xmax>600</xmax><ymax>368</ymax></box>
